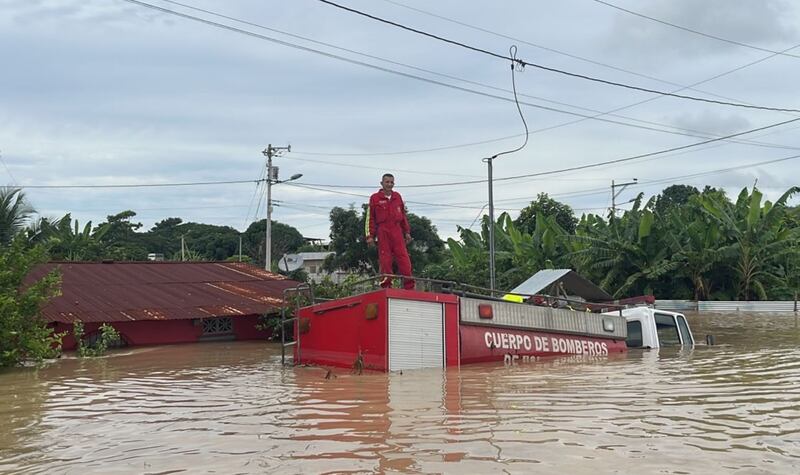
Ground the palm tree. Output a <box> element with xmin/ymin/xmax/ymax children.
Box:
<box><xmin>0</xmin><ymin>187</ymin><xmax>35</xmax><ymax>246</ymax></box>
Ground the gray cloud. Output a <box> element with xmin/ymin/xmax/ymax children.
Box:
<box><xmin>603</xmin><ymin>0</ymin><xmax>799</xmax><ymax>61</ymax></box>
<box><xmin>668</xmin><ymin>110</ymin><xmax>752</xmax><ymax>136</ymax></box>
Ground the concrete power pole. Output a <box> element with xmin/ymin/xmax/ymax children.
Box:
<box><xmin>262</xmin><ymin>144</ymin><xmax>292</xmax><ymax>271</ymax></box>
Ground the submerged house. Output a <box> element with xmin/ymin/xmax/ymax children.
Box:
<box><xmin>28</xmin><ymin>261</ymin><xmax>300</xmax><ymax>350</ymax></box>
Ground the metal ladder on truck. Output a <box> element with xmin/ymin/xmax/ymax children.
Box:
<box><xmin>280</xmin><ymin>284</ymin><xmax>314</xmax><ymax>365</ymax></box>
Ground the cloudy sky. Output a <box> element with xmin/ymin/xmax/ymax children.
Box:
<box><xmin>2</xmin><ymin>0</ymin><xmax>800</xmax><ymax>240</ymax></box>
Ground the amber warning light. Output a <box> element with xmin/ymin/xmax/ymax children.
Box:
<box><xmin>478</xmin><ymin>304</ymin><xmax>493</xmax><ymax>319</ymax></box>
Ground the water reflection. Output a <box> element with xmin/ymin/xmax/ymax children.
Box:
<box><xmin>1</xmin><ymin>314</ymin><xmax>799</xmax><ymax>474</ymax></box>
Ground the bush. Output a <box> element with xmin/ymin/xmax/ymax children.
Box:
<box><xmin>0</xmin><ymin>238</ymin><xmax>64</xmax><ymax>367</ymax></box>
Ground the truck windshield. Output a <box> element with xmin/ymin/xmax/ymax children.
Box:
<box><xmin>655</xmin><ymin>313</ymin><xmax>681</xmax><ymax>346</ymax></box>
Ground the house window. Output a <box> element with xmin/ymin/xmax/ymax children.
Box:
<box><xmin>202</xmin><ymin>317</ymin><xmax>233</xmax><ymax>335</ymax></box>
<box><xmin>308</xmin><ymin>265</ymin><xmax>317</xmax><ymax>274</ymax></box>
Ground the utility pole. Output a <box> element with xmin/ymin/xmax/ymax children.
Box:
<box><xmin>238</xmin><ymin>235</ymin><xmax>242</xmax><ymax>262</ymax></box>
<box><xmin>485</xmin><ymin>156</ymin><xmax>496</xmax><ymax>292</ymax></box>
<box><xmin>262</xmin><ymin>144</ymin><xmax>300</xmax><ymax>271</ymax></box>
<box><xmin>181</xmin><ymin>235</ymin><xmax>185</xmax><ymax>261</ymax></box>
<box><xmin>611</xmin><ymin>178</ymin><xmax>638</xmax><ymax>217</ymax></box>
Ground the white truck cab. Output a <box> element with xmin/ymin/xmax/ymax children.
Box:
<box><xmin>605</xmin><ymin>307</ymin><xmax>694</xmax><ymax>349</ymax></box>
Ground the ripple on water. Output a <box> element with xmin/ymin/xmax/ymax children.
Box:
<box><xmin>0</xmin><ymin>317</ymin><xmax>799</xmax><ymax>474</ymax></box>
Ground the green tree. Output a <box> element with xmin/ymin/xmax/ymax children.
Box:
<box><xmin>426</xmin><ymin>212</ymin><xmax>567</xmax><ymax>290</ymax></box>
<box><xmin>653</xmin><ymin>184</ymin><xmax>699</xmax><ymax>217</ymax></box>
<box><xmin>45</xmin><ymin>214</ymin><xmax>107</xmax><ymax>261</ymax></box>
<box><xmin>0</xmin><ymin>238</ymin><xmax>63</xmax><ymax>367</ymax></box>
<box><xmin>243</xmin><ymin>219</ymin><xmax>305</xmax><ymax>269</ymax></box>
<box><xmin>571</xmin><ymin>195</ymin><xmax>679</xmax><ymax>298</ymax></box>
<box><xmin>700</xmin><ymin>186</ymin><xmax>800</xmax><ymax>300</ymax></box>
<box><xmin>324</xmin><ymin>205</ymin><xmax>375</xmax><ymax>273</ymax></box>
<box><xmin>406</xmin><ymin>213</ymin><xmax>445</xmax><ymax>272</ymax></box>
<box><xmin>94</xmin><ymin>210</ymin><xmax>147</xmax><ymax>260</ymax></box>
<box><xmin>515</xmin><ymin>193</ymin><xmax>578</xmax><ymax>234</ymax></box>
<box><xmin>0</xmin><ymin>187</ymin><xmax>35</xmax><ymax>246</ymax></box>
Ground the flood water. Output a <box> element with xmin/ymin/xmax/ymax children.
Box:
<box><xmin>1</xmin><ymin>313</ymin><xmax>799</xmax><ymax>474</ymax></box>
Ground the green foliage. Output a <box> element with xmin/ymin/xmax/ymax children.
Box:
<box><xmin>1</xmin><ymin>187</ymin><xmax>35</xmax><ymax>246</ymax></box>
<box><xmin>425</xmin><ymin>212</ymin><xmax>567</xmax><ymax>290</ymax></box>
<box><xmin>42</xmin><ymin>214</ymin><xmax>106</xmax><ymax>261</ymax></box>
<box><xmin>0</xmin><ymin>238</ymin><xmax>64</xmax><ymax>367</ymax></box>
<box><xmin>313</xmin><ymin>274</ymin><xmax>364</xmax><ymax>300</ymax></box>
<box><xmin>73</xmin><ymin>321</ymin><xmax>121</xmax><ymax>357</ymax></box>
<box><xmin>653</xmin><ymin>185</ymin><xmax>700</xmax><ymax>217</ymax></box>
<box><xmin>515</xmin><ymin>192</ymin><xmax>578</xmax><ymax>234</ymax></box>
<box><xmin>324</xmin><ymin>205</ymin><xmax>375</xmax><ymax>273</ymax></box>
<box><xmin>94</xmin><ymin>210</ymin><xmax>148</xmax><ymax>260</ymax></box>
<box><xmin>243</xmin><ymin>219</ymin><xmax>305</xmax><ymax>269</ymax></box>
<box><xmin>698</xmin><ymin>186</ymin><xmax>800</xmax><ymax>300</ymax></box>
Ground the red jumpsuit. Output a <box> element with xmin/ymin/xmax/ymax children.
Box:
<box><xmin>366</xmin><ymin>189</ymin><xmax>415</xmax><ymax>289</ymax></box>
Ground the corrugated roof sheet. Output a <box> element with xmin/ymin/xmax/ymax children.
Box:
<box><xmin>510</xmin><ymin>269</ymin><xmax>613</xmax><ymax>302</ymax></box>
<box><xmin>28</xmin><ymin>262</ymin><xmax>301</xmax><ymax>323</ymax></box>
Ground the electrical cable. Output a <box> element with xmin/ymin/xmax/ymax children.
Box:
<box><xmin>486</xmin><ymin>45</ymin><xmax>529</xmax><ymax>161</ymax></box>
<box><xmin>317</xmin><ymin>0</ymin><xmax>800</xmax><ymax>113</ymax></box>
<box><xmin>378</xmin><ymin>0</ymin><xmax>769</xmax><ymax>101</ymax></box>
<box><xmin>286</xmin><ymin>154</ymin><xmax>483</xmax><ymax>178</ymax></box>
<box><xmin>591</xmin><ymin>0</ymin><xmax>800</xmax><ymax>59</ymax></box>
<box><xmin>142</xmin><ymin>0</ymin><xmax>795</xmax><ymax>160</ymax></box>
<box><xmin>18</xmin><ymin>178</ymin><xmax>261</xmax><ymax>189</ymax></box>
<box><xmin>0</xmin><ymin>150</ymin><xmax>19</xmax><ymax>185</ymax></box>
<box><xmin>121</xmin><ymin>0</ymin><xmax>800</xmax><ymax>160</ymax></box>
<box><xmin>294</xmin><ymin>116</ymin><xmax>800</xmax><ymax>189</ymax></box>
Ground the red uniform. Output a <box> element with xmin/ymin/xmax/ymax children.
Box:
<box><xmin>366</xmin><ymin>189</ymin><xmax>414</xmax><ymax>289</ymax></box>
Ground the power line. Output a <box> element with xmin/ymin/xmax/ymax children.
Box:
<box><xmin>121</xmin><ymin>0</ymin><xmax>760</xmax><ymax>144</ymax></box>
<box><xmin>284</xmin><ymin>182</ymin><xmax>487</xmax><ymax>210</ymax></box>
<box><xmin>317</xmin><ymin>0</ymin><xmax>800</xmax><ymax>113</ymax></box>
<box><xmin>293</xmin><ymin>116</ymin><xmax>800</xmax><ymax>189</ymax></box>
<box><xmin>120</xmin><ymin>0</ymin><xmax>800</xmax><ymax>160</ymax></box>
<box><xmin>0</xmin><ymin>150</ymin><xmax>18</xmax><ymax>185</ymax></box>
<box><xmin>377</xmin><ymin>0</ymin><xmax>754</xmax><ymax>101</ymax></box>
<box><xmin>446</xmin><ymin>152</ymin><xmax>800</xmax><ymax>206</ymax></box>
<box><xmin>286</xmin><ymin>154</ymin><xmax>483</xmax><ymax>178</ymax></box>
<box><xmin>18</xmin><ymin>178</ymin><xmax>260</xmax><ymax>189</ymax></box>
<box><xmin>591</xmin><ymin>0</ymin><xmax>800</xmax><ymax>59</ymax></box>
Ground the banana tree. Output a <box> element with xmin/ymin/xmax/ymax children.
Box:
<box><xmin>442</xmin><ymin>212</ymin><xmax>567</xmax><ymax>289</ymax></box>
<box><xmin>570</xmin><ymin>194</ymin><xmax>679</xmax><ymax>298</ymax></box>
<box><xmin>700</xmin><ymin>186</ymin><xmax>800</xmax><ymax>300</ymax></box>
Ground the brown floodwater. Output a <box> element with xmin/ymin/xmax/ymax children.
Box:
<box><xmin>1</xmin><ymin>313</ymin><xmax>799</xmax><ymax>474</ymax></box>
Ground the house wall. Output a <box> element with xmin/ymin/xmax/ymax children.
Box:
<box><xmin>53</xmin><ymin>314</ymin><xmax>271</xmax><ymax>351</ymax></box>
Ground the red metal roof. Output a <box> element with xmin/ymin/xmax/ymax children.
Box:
<box><xmin>28</xmin><ymin>262</ymin><xmax>301</xmax><ymax>323</ymax></box>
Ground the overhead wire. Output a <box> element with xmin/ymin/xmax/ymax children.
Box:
<box><xmin>121</xmin><ymin>0</ymin><xmax>800</xmax><ymax>161</ymax></box>
<box><xmin>486</xmin><ymin>45</ymin><xmax>529</xmax><ymax>161</ymax></box>
<box><xmin>591</xmin><ymin>0</ymin><xmax>800</xmax><ymax>59</ymax></box>
<box><xmin>0</xmin><ymin>150</ymin><xmax>18</xmax><ymax>185</ymax></box>
<box><xmin>316</xmin><ymin>0</ymin><xmax>800</xmax><ymax>113</ymax></box>
<box><xmin>293</xmin><ymin>116</ymin><xmax>800</xmax><ymax>189</ymax></box>
<box><xmin>19</xmin><ymin>178</ymin><xmax>261</xmax><ymax>189</ymax></box>
<box><xmin>377</xmin><ymin>0</ymin><xmax>763</xmax><ymax>101</ymax></box>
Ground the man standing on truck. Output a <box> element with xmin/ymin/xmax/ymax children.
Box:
<box><xmin>365</xmin><ymin>173</ymin><xmax>415</xmax><ymax>290</ymax></box>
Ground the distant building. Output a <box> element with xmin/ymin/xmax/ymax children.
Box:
<box><xmin>27</xmin><ymin>262</ymin><xmax>301</xmax><ymax>350</ymax></box>
<box><xmin>279</xmin><ymin>251</ymin><xmax>346</xmax><ymax>283</ymax></box>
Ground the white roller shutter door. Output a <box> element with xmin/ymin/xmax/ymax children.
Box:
<box><xmin>388</xmin><ymin>299</ymin><xmax>444</xmax><ymax>371</ymax></box>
